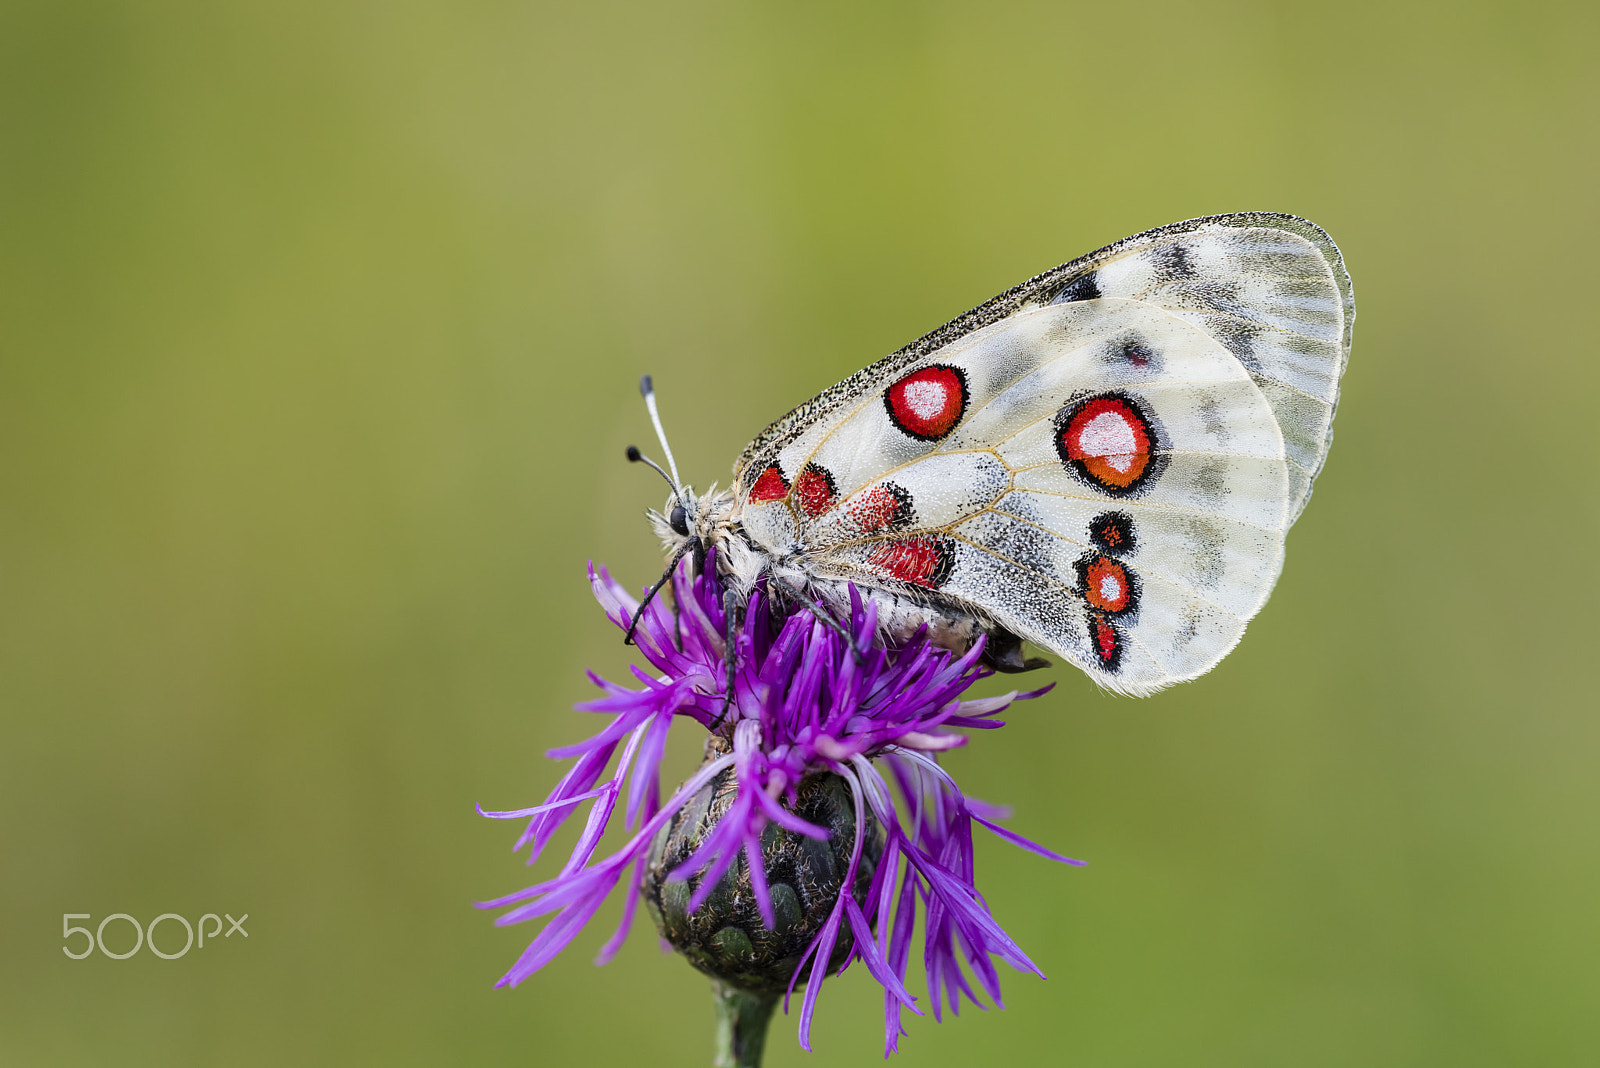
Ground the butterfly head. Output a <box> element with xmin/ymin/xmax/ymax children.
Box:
<box><xmin>628</xmin><ymin>375</ymin><xmax>747</xmax><ymax>582</ymax></box>
<box><xmin>627</xmin><ymin>374</ymin><xmax>695</xmax><ymax>517</ymax></box>
<box><xmin>645</xmin><ymin>481</ymin><xmax>738</xmax><ymax>566</ymax></box>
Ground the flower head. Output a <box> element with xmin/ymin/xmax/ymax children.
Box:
<box><xmin>479</xmin><ymin>552</ymin><xmax>1082</xmax><ymax>1055</ymax></box>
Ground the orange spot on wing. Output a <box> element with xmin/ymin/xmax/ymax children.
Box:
<box><xmin>1082</xmin><ymin>556</ymin><xmax>1132</xmax><ymax>613</ymax></box>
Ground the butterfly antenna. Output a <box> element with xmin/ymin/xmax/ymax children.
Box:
<box><xmin>625</xmin><ymin>445</ymin><xmax>678</xmax><ymax>495</ymax></box>
<box><xmin>639</xmin><ymin>374</ymin><xmax>683</xmax><ymax>491</ymax></box>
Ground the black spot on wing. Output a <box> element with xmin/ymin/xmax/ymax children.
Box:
<box><xmin>1096</xmin><ymin>336</ymin><xmax>1161</xmax><ymax>375</ymax></box>
<box><xmin>1195</xmin><ymin>392</ymin><xmax>1230</xmax><ymax>443</ymax></box>
<box><xmin>1149</xmin><ymin>242</ymin><xmax>1195</xmax><ymax>281</ymax></box>
<box><xmin>1121</xmin><ymin>339</ymin><xmax>1157</xmax><ymax>369</ymax></box>
<box><xmin>1173</xmin><ymin>602</ymin><xmax>1203</xmax><ymax>649</ymax></box>
<box><xmin>1192</xmin><ymin>458</ymin><xmax>1230</xmax><ymax>505</ymax></box>
<box><xmin>1050</xmin><ymin>271</ymin><xmax>1101</xmax><ymax>304</ymax></box>
<box><xmin>1089</xmin><ymin>511</ymin><xmax>1137</xmax><ymax>555</ymax></box>
<box><xmin>1205</xmin><ymin>317</ymin><xmax>1262</xmax><ymax>369</ymax></box>
<box><xmin>1169</xmin><ymin>516</ymin><xmax>1227</xmax><ymax>589</ymax></box>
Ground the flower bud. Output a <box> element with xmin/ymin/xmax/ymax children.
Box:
<box><xmin>644</xmin><ymin>739</ymin><xmax>884</xmax><ymax>992</ymax></box>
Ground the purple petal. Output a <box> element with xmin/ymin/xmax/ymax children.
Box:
<box><xmin>625</xmin><ymin>713</ymin><xmax>673</xmax><ymax>830</ymax></box>
<box><xmin>972</xmin><ymin>813</ymin><xmax>1087</xmax><ymax>865</ymax></box>
<box><xmin>476</xmin><ymin>785</ymin><xmax>612</xmax><ymax>821</ymax></box>
<box><xmin>594</xmin><ymin>853</ymin><xmax>647</xmax><ymax>966</ymax></box>
<box><xmin>844</xmin><ymin>895</ymin><xmax>919</xmax><ymax>1012</ymax></box>
<box><xmin>797</xmin><ymin>899</ymin><xmax>846</xmax><ymax>1052</ymax></box>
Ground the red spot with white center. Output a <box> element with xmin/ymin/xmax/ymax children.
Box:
<box><xmin>1081</xmin><ymin>555</ymin><xmax>1134</xmax><ymax>614</ymax></box>
<box><xmin>867</xmin><ymin>535</ymin><xmax>954</xmax><ymax>589</ymax></box>
<box><xmin>1058</xmin><ymin>394</ymin><xmax>1157</xmax><ymax>492</ymax></box>
<box><xmin>885</xmin><ymin>365</ymin><xmax>967</xmax><ymax>441</ymax></box>
<box><xmin>748</xmin><ymin>464</ymin><xmax>789</xmax><ymax>503</ymax></box>
<box><xmin>794</xmin><ymin>464</ymin><xmax>837</xmax><ymax>517</ymax></box>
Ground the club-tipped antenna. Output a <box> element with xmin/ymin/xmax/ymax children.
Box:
<box><xmin>625</xmin><ymin>445</ymin><xmax>678</xmax><ymax>494</ymax></box>
<box><xmin>638</xmin><ymin>375</ymin><xmax>682</xmax><ymax>491</ymax></box>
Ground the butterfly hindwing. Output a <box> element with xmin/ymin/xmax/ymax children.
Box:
<box><xmin>732</xmin><ymin>213</ymin><xmax>1351</xmax><ymax>694</ymax></box>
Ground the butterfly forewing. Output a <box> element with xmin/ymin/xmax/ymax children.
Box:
<box><xmin>1048</xmin><ymin>219</ymin><xmax>1350</xmax><ymax>520</ymax></box>
<box><xmin>731</xmin><ymin>213</ymin><xmax>1351</xmax><ymax>694</ymax></box>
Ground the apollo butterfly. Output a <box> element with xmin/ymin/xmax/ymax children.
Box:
<box><xmin>629</xmin><ymin>213</ymin><xmax>1353</xmax><ymax>696</ymax></box>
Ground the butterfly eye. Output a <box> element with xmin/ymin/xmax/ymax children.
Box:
<box><xmin>669</xmin><ymin>503</ymin><xmax>690</xmax><ymax>536</ymax></box>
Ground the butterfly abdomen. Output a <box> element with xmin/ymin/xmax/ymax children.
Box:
<box><xmin>806</xmin><ymin>576</ymin><xmax>983</xmax><ymax>659</ymax></box>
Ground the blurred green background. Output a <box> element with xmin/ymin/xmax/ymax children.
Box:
<box><xmin>3</xmin><ymin>1</ymin><xmax>1596</xmax><ymax>1064</ymax></box>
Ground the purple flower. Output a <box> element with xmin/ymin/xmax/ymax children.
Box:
<box><xmin>479</xmin><ymin>553</ymin><xmax>1082</xmax><ymax>1056</ymax></box>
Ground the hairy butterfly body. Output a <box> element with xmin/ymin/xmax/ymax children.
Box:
<box><xmin>642</xmin><ymin>213</ymin><xmax>1353</xmax><ymax>696</ymax></box>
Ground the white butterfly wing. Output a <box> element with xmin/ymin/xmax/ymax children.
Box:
<box><xmin>1069</xmin><ymin>219</ymin><xmax>1350</xmax><ymax>521</ymax></box>
<box><xmin>732</xmin><ymin>214</ymin><xmax>1351</xmax><ymax>694</ymax></box>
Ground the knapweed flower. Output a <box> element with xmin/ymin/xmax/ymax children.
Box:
<box><xmin>479</xmin><ymin>551</ymin><xmax>1082</xmax><ymax>1056</ymax></box>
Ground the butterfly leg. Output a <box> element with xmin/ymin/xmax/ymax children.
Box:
<box><xmin>767</xmin><ymin>575</ymin><xmax>863</xmax><ymax>661</ymax></box>
<box><xmin>710</xmin><ymin>588</ymin><xmax>745</xmax><ymax>731</ymax></box>
<box><xmin>981</xmin><ymin>627</ymin><xmax>1052</xmax><ymax>673</ymax></box>
<box><xmin>624</xmin><ymin>538</ymin><xmax>696</xmax><ymax>646</ymax></box>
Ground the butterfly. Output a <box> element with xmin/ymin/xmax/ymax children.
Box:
<box><xmin>627</xmin><ymin>213</ymin><xmax>1353</xmax><ymax>697</ymax></box>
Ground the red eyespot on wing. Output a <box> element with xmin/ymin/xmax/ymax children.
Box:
<box><xmin>1079</xmin><ymin>554</ymin><xmax>1135</xmax><ymax>614</ymax></box>
<box><xmin>1056</xmin><ymin>394</ymin><xmax>1159</xmax><ymax>494</ymax></box>
<box><xmin>846</xmin><ymin>483</ymin><xmax>912</xmax><ymax>534</ymax></box>
<box><xmin>866</xmin><ymin>535</ymin><xmax>955</xmax><ymax>589</ymax></box>
<box><xmin>748</xmin><ymin>464</ymin><xmax>789</xmax><ymax>503</ymax></box>
<box><xmin>1089</xmin><ymin>614</ymin><xmax>1122</xmax><ymax>670</ymax></box>
<box><xmin>793</xmin><ymin>463</ymin><xmax>837</xmax><ymax>518</ymax></box>
<box><xmin>885</xmin><ymin>365</ymin><xmax>968</xmax><ymax>441</ymax></box>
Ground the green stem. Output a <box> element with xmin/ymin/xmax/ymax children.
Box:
<box><xmin>711</xmin><ymin>981</ymin><xmax>778</xmax><ymax>1068</ymax></box>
